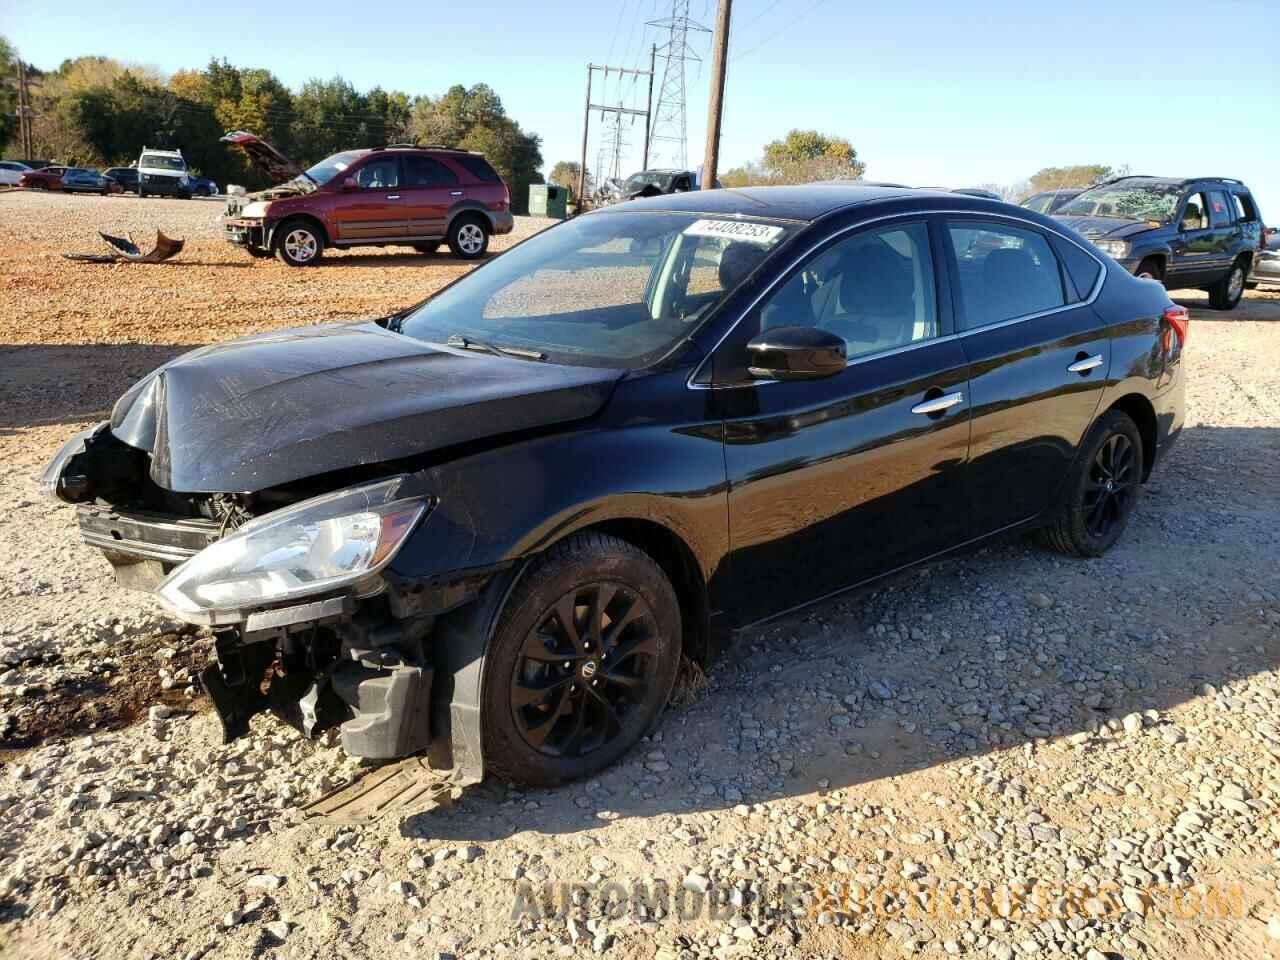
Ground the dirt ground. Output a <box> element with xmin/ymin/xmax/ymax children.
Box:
<box><xmin>0</xmin><ymin>192</ymin><xmax>1278</xmax><ymax>960</ymax></box>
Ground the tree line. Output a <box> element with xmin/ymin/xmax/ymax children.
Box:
<box><xmin>0</xmin><ymin>42</ymin><xmax>545</xmax><ymax>212</ymax></box>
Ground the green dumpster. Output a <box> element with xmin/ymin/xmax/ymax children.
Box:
<box><xmin>529</xmin><ymin>183</ymin><xmax>568</xmax><ymax>220</ymax></box>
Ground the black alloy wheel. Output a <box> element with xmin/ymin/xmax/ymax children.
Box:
<box><xmin>1040</xmin><ymin>409</ymin><xmax>1144</xmax><ymax>557</ymax></box>
<box><xmin>1083</xmin><ymin>433</ymin><xmax>1138</xmax><ymax>538</ymax></box>
<box><xmin>481</xmin><ymin>532</ymin><xmax>681</xmax><ymax>786</ymax></box>
<box><xmin>510</xmin><ymin>582</ymin><xmax>660</xmax><ymax>759</ymax></box>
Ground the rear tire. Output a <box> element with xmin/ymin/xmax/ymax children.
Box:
<box><xmin>1208</xmin><ymin>259</ymin><xmax>1247</xmax><ymax>310</ymax></box>
<box><xmin>274</xmin><ymin>219</ymin><xmax>325</xmax><ymax>267</ymax></box>
<box><xmin>447</xmin><ymin>216</ymin><xmax>489</xmax><ymax>260</ymax></box>
<box><xmin>481</xmin><ymin>532</ymin><xmax>682</xmax><ymax>787</ymax></box>
<box><xmin>1039</xmin><ymin>410</ymin><xmax>1144</xmax><ymax>558</ymax></box>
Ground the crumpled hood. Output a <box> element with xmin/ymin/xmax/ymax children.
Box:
<box><xmin>110</xmin><ymin>322</ymin><xmax>623</xmax><ymax>493</ymax></box>
<box><xmin>1052</xmin><ymin>215</ymin><xmax>1157</xmax><ymax>241</ymax></box>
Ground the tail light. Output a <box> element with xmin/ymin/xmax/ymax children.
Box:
<box><xmin>1162</xmin><ymin>304</ymin><xmax>1189</xmax><ymax>350</ymax></box>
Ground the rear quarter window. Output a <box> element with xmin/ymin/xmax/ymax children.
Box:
<box><xmin>1049</xmin><ymin>234</ymin><xmax>1103</xmax><ymax>302</ymax></box>
<box><xmin>453</xmin><ymin>155</ymin><xmax>502</xmax><ymax>183</ymax></box>
<box><xmin>1231</xmin><ymin>192</ymin><xmax>1258</xmax><ymax>222</ymax></box>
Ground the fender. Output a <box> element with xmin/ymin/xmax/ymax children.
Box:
<box><xmin>445</xmin><ymin>198</ymin><xmax>500</xmax><ymax>232</ymax></box>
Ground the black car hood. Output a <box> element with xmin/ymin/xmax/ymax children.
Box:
<box><xmin>1052</xmin><ymin>215</ymin><xmax>1157</xmax><ymax>241</ymax></box>
<box><xmin>110</xmin><ymin>322</ymin><xmax>623</xmax><ymax>493</ymax></box>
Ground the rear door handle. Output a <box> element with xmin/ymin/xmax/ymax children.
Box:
<box><xmin>1067</xmin><ymin>355</ymin><xmax>1104</xmax><ymax>374</ymax></box>
<box><xmin>450</xmin><ymin>190</ymin><xmax>464</xmax><ymax>196</ymax></box>
<box><xmin>911</xmin><ymin>391</ymin><xmax>964</xmax><ymax>415</ymax></box>
<box><xmin>386</xmin><ymin>194</ymin><xmax>401</xmax><ymax>200</ymax></box>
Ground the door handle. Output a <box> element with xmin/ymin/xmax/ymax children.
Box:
<box><xmin>450</xmin><ymin>190</ymin><xmax>463</xmax><ymax>196</ymax></box>
<box><xmin>1067</xmin><ymin>354</ymin><xmax>1104</xmax><ymax>374</ymax></box>
<box><xmin>385</xmin><ymin>194</ymin><xmax>401</xmax><ymax>200</ymax></box>
<box><xmin>911</xmin><ymin>391</ymin><xmax>964</xmax><ymax>416</ymax></box>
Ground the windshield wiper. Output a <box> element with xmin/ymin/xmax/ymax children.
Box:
<box><xmin>445</xmin><ymin>334</ymin><xmax>546</xmax><ymax>361</ymax></box>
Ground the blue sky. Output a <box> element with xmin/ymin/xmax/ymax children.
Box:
<box><xmin>4</xmin><ymin>0</ymin><xmax>1278</xmax><ymax>210</ymax></box>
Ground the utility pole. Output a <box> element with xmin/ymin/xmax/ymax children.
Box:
<box><xmin>642</xmin><ymin>44</ymin><xmax>656</xmax><ymax>171</ymax></box>
<box><xmin>577</xmin><ymin>60</ymin><xmax>656</xmax><ymax>209</ymax></box>
<box><xmin>701</xmin><ymin>0</ymin><xmax>731</xmax><ymax>190</ymax></box>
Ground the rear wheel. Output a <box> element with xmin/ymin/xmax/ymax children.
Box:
<box><xmin>447</xmin><ymin>216</ymin><xmax>489</xmax><ymax>260</ymax></box>
<box><xmin>274</xmin><ymin>219</ymin><xmax>325</xmax><ymax>267</ymax></box>
<box><xmin>1208</xmin><ymin>259</ymin><xmax>1247</xmax><ymax>310</ymax></box>
<box><xmin>481</xmin><ymin>532</ymin><xmax>682</xmax><ymax>787</ymax></box>
<box><xmin>1040</xmin><ymin>410</ymin><xmax>1143</xmax><ymax>558</ymax></box>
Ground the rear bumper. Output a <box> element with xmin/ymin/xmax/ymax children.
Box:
<box><xmin>1249</xmin><ymin>255</ymin><xmax>1280</xmax><ymax>285</ymax></box>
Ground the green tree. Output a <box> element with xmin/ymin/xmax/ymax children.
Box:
<box><xmin>1029</xmin><ymin>165</ymin><xmax>1112</xmax><ymax>192</ymax></box>
<box><xmin>549</xmin><ymin>160</ymin><xmax>587</xmax><ymax>198</ymax></box>
<box><xmin>0</xmin><ymin>37</ymin><xmax>18</xmax><ymax>151</ymax></box>
<box><xmin>761</xmin><ymin>129</ymin><xmax>865</xmax><ymax>183</ymax></box>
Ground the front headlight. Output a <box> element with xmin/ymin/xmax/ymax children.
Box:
<box><xmin>239</xmin><ymin>201</ymin><xmax>270</xmax><ymax>218</ymax></box>
<box><xmin>156</xmin><ymin>477</ymin><xmax>428</xmax><ymax>621</ymax></box>
<box><xmin>1094</xmin><ymin>240</ymin><xmax>1129</xmax><ymax>259</ymax></box>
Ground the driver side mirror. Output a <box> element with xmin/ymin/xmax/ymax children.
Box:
<box><xmin>341</xmin><ymin>177</ymin><xmax>359</xmax><ymax>192</ymax></box>
<box><xmin>747</xmin><ymin>326</ymin><xmax>846</xmax><ymax>380</ymax></box>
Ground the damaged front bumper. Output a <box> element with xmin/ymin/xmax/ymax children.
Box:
<box><xmin>222</xmin><ymin>216</ymin><xmax>268</xmax><ymax>249</ymax></box>
<box><xmin>45</xmin><ymin>426</ymin><xmax>502</xmax><ymax>782</ymax></box>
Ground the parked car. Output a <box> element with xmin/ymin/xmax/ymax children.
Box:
<box><xmin>136</xmin><ymin>146</ymin><xmax>192</xmax><ymax>198</ymax></box>
<box><xmin>0</xmin><ymin>160</ymin><xmax>32</xmax><ymax>186</ymax></box>
<box><xmin>1021</xmin><ymin>188</ymin><xmax>1083</xmax><ymax>214</ymax></box>
<box><xmin>41</xmin><ymin>185</ymin><xmax>1186</xmax><ymax>786</ymax></box>
<box><xmin>61</xmin><ymin>168</ymin><xmax>121</xmax><ymax>195</ymax></box>
<box><xmin>1053</xmin><ymin>176</ymin><xmax>1264</xmax><ymax>309</ymax></box>
<box><xmin>220</xmin><ymin>132</ymin><xmax>513</xmax><ymax>265</ymax></box>
<box><xmin>103</xmin><ymin>166</ymin><xmax>139</xmax><ymax>192</ymax></box>
<box><xmin>18</xmin><ymin>165</ymin><xmax>71</xmax><ymax>190</ymax></box>
<box><xmin>1247</xmin><ymin>226</ymin><xmax>1280</xmax><ymax>289</ymax></box>
<box><xmin>620</xmin><ymin>168</ymin><xmax>720</xmax><ymax>198</ymax></box>
<box><xmin>189</xmin><ymin>175</ymin><xmax>219</xmax><ymax>197</ymax></box>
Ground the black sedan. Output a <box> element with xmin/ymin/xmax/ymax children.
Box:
<box><xmin>103</xmin><ymin>167</ymin><xmax>139</xmax><ymax>192</ymax></box>
<box><xmin>41</xmin><ymin>185</ymin><xmax>1187</xmax><ymax>787</ymax></box>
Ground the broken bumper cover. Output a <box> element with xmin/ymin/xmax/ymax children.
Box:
<box><xmin>223</xmin><ymin>217</ymin><xmax>267</xmax><ymax>247</ymax></box>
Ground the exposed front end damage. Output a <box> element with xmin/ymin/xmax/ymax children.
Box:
<box><xmin>41</xmin><ymin>421</ymin><xmax>507</xmax><ymax>785</ymax></box>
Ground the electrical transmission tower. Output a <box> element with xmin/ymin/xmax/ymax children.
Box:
<box><xmin>646</xmin><ymin>0</ymin><xmax>710</xmax><ymax>169</ymax></box>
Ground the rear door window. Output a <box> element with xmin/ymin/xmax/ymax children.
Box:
<box><xmin>403</xmin><ymin>155</ymin><xmax>458</xmax><ymax>187</ymax></box>
<box><xmin>947</xmin><ymin>221</ymin><xmax>1067</xmax><ymax>328</ymax></box>
<box><xmin>1230</xmin><ymin>192</ymin><xmax>1258</xmax><ymax>222</ymax></box>
<box><xmin>1206</xmin><ymin>191</ymin><xmax>1231</xmax><ymax>228</ymax></box>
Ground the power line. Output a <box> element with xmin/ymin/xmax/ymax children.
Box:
<box><xmin>647</xmin><ymin>0</ymin><xmax>710</xmax><ymax>169</ymax></box>
<box><xmin>732</xmin><ymin>0</ymin><xmax>832</xmax><ymax>61</ymax></box>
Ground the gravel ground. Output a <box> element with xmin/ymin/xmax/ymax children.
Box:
<box><xmin>1</xmin><ymin>192</ymin><xmax>1279</xmax><ymax>960</ymax></box>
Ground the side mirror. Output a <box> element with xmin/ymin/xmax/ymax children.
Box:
<box><xmin>746</xmin><ymin>326</ymin><xmax>846</xmax><ymax>380</ymax></box>
<box><xmin>341</xmin><ymin>177</ymin><xmax>359</xmax><ymax>192</ymax></box>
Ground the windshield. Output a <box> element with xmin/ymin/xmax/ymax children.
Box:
<box><xmin>140</xmin><ymin>154</ymin><xmax>185</xmax><ymax>171</ymax></box>
<box><xmin>303</xmin><ymin>150</ymin><xmax>365</xmax><ymax>186</ymax></box>
<box><xmin>1057</xmin><ymin>183</ymin><xmax>1181</xmax><ymax>222</ymax></box>
<box><xmin>624</xmin><ymin>171</ymin><xmax>673</xmax><ymax>193</ymax></box>
<box><xmin>398</xmin><ymin>211</ymin><xmax>796</xmax><ymax>368</ymax></box>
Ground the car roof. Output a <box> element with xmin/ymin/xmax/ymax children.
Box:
<box><xmin>597</xmin><ymin>183</ymin><xmax>955</xmax><ymax>222</ymax></box>
<box><xmin>1103</xmin><ymin>175</ymin><xmax>1247</xmax><ymax>190</ymax></box>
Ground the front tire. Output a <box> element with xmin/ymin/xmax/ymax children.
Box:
<box><xmin>1040</xmin><ymin>410</ymin><xmax>1143</xmax><ymax>558</ymax></box>
<box><xmin>481</xmin><ymin>532</ymin><xmax>682</xmax><ymax>787</ymax></box>
<box><xmin>274</xmin><ymin>219</ymin><xmax>325</xmax><ymax>267</ymax></box>
<box><xmin>447</xmin><ymin>216</ymin><xmax>489</xmax><ymax>260</ymax></box>
<box><xmin>1208</xmin><ymin>259</ymin><xmax>1247</xmax><ymax>310</ymax></box>
<box><xmin>1134</xmin><ymin>257</ymin><xmax>1163</xmax><ymax>284</ymax></box>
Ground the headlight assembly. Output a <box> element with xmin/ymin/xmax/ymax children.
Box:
<box><xmin>1094</xmin><ymin>240</ymin><xmax>1129</xmax><ymax>260</ymax></box>
<box><xmin>38</xmin><ymin>422</ymin><xmax>108</xmax><ymax>501</ymax></box>
<box><xmin>156</xmin><ymin>476</ymin><xmax>428</xmax><ymax>622</ymax></box>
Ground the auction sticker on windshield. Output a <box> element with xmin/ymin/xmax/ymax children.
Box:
<box><xmin>683</xmin><ymin>219</ymin><xmax>785</xmax><ymax>246</ymax></box>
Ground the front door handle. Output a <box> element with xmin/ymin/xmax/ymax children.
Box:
<box><xmin>911</xmin><ymin>391</ymin><xmax>964</xmax><ymax>416</ymax></box>
<box><xmin>1067</xmin><ymin>354</ymin><xmax>1104</xmax><ymax>374</ymax></box>
<box><xmin>450</xmin><ymin>190</ymin><xmax>464</xmax><ymax>196</ymax></box>
<box><xmin>385</xmin><ymin>194</ymin><xmax>401</xmax><ymax>200</ymax></box>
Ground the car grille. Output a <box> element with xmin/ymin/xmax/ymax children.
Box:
<box><xmin>142</xmin><ymin>174</ymin><xmax>181</xmax><ymax>186</ymax></box>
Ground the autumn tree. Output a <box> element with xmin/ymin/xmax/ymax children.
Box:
<box><xmin>1029</xmin><ymin>165</ymin><xmax>1112</xmax><ymax>192</ymax></box>
<box><xmin>549</xmin><ymin>160</ymin><xmax>588</xmax><ymax>198</ymax></box>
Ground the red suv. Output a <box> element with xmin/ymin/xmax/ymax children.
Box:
<box><xmin>220</xmin><ymin>132</ymin><xmax>513</xmax><ymax>266</ymax></box>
